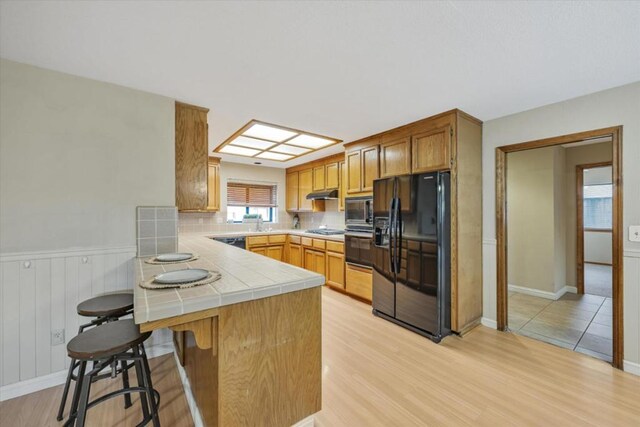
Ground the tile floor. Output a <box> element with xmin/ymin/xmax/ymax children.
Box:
<box><xmin>508</xmin><ymin>292</ymin><xmax>613</xmax><ymax>362</ymax></box>
<box><xmin>584</xmin><ymin>263</ymin><xmax>613</xmax><ymax>298</ymax></box>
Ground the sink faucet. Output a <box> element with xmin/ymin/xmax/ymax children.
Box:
<box><xmin>256</xmin><ymin>217</ymin><xmax>263</xmax><ymax>232</ymax></box>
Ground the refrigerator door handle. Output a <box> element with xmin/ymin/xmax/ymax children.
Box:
<box><xmin>388</xmin><ymin>198</ymin><xmax>395</xmax><ymax>273</ymax></box>
<box><xmin>394</xmin><ymin>197</ymin><xmax>401</xmax><ymax>273</ymax></box>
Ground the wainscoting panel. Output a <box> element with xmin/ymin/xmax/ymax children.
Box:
<box><xmin>0</xmin><ymin>246</ymin><xmax>171</xmax><ymax>388</ymax></box>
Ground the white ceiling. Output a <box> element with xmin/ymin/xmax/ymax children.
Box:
<box><xmin>1</xmin><ymin>1</ymin><xmax>639</xmax><ymax>168</ymax></box>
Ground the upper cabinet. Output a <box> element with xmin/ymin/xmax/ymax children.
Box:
<box><xmin>338</xmin><ymin>160</ymin><xmax>346</xmax><ymax>211</ymax></box>
<box><xmin>286</xmin><ymin>171</ymin><xmax>299</xmax><ymax>212</ymax></box>
<box><xmin>312</xmin><ymin>166</ymin><xmax>325</xmax><ymax>191</ymax></box>
<box><xmin>380</xmin><ymin>137</ymin><xmax>411</xmax><ymax>178</ymax></box>
<box><xmin>345</xmin><ymin>139</ymin><xmax>380</xmax><ymax>195</ymax></box>
<box><xmin>411</xmin><ymin>126</ymin><xmax>452</xmax><ymax>173</ymax></box>
<box><xmin>325</xmin><ymin>162</ymin><xmax>339</xmax><ymax>190</ymax></box>
<box><xmin>175</xmin><ymin>102</ymin><xmax>220</xmax><ymax>212</ymax></box>
<box><xmin>285</xmin><ymin>153</ymin><xmax>344</xmax><ymax>212</ymax></box>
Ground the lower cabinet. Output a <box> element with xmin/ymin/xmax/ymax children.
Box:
<box><xmin>249</xmin><ymin>245</ymin><xmax>283</xmax><ymax>261</ymax></box>
<box><xmin>326</xmin><ymin>251</ymin><xmax>345</xmax><ymax>289</ymax></box>
<box><xmin>345</xmin><ymin>263</ymin><xmax>373</xmax><ymax>302</ymax></box>
<box><xmin>289</xmin><ymin>243</ymin><xmax>303</xmax><ymax>267</ymax></box>
<box><xmin>303</xmin><ymin>248</ymin><xmax>326</xmax><ymax>275</ymax></box>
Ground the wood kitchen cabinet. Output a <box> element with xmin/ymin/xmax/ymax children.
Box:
<box><xmin>325</xmin><ymin>162</ymin><xmax>339</xmax><ymax>190</ymax></box>
<box><xmin>176</xmin><ymin>101</ymin><xmax>219</xmax><ymax>211</ymax></box>
<box><xmin>412</xmin><ymin>126</ymin><xmax>452</xmax><ymax>173</ymax></box>
<box><xmin>338</xmin><ymin>160</ymin><xmax>346</xmax><ymax>211</ymax></box>
<box><xmin>298</xmin><ymin>169</ymin><xmax>313</xmax><ymax>211</ymax></box>
<box><xmin>304</xmin><ymin>248</ymin><xmax>326</xmax><ymax>276</ymax></box>
<box><xmin>312</xmin><ymin>166</ymin><xmax>325</xmax><ymax>191</ymax></box>
<box><xmin>289</xmin><ymin>243</ymin><xmax>303</xmax><ymax>267</ymax></box>
<box><xmin>207</xmin><ymin>157</ymin><xmax>220</xmax><ymax>211</ymax></box>
<box><xmin>345</xmin><ymin>263</ymin><xmax>372</xmax><ymax>302</ymax></box>
<box><xmin>286</xmin><ymin>171</ymin><xmax>299</xmax><ymax>212</ymax></box>
<box><xmin>380</xmin><ymin>137</ymin><xmax>411</xmax><ymax>178</ymax></box>
<box><xmin>325</xmin><ymin>241</ymin><xmax>345</xmax><ymax>289</ymax></box>
<box><xmin>345</xmin><ymin>139</ymin><xmax>379</xmax><ymax>195</ymax></box>
<box><xmin>246</xmin><ymin>235</ymin><xmax>286</xmax><ymax>262</ymax></box>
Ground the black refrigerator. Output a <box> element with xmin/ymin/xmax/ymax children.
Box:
<box><xmin>372</xmin><ymin>172</ymin><xmax>451</xmax><ymax>342</ymax></box>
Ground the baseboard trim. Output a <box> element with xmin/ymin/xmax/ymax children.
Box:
<box><xmin>508</xmin><ymin>284</ymin><xmax>576</xmax><ymax>300</ymax></box>
<box><xmin>0</xmin><ymin>342</ymin><xmax>173</xmax><ymax>402</ymax></box>
<box><xmin>623</xmin><ymin>360</ymin><xmax>640</xmax><ymax>376</ymax></box>
<box><xmin>481</xmin><ymin>317</ymin><xmax>497</xmax><ymax>329</ymax></box>
<box><xmin>292</xmin><ymin>415</ymin><xmax>316</xmax><ymax>427</ymax></box>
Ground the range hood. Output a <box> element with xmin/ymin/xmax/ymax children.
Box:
<box><xmin>306</xmin><ymin>189</ymin><xmax>339</xmax><ymax>200</ymax></box>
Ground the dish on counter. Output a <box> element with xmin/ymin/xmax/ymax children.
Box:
<box><xmin>155</xmin><ymin>252</ymin><xmax>194</xmax><ymax>262</ymax></box>
<box><xmin>154</xmin><ymin>268</ymin><xmax>209</xmax><ymax>284</ymax></box>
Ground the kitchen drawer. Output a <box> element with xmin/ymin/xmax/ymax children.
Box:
<box><xmin>312</xmin><ymin>239</ymin><xmax>326</xmax><ymax>250</ymax></box>
<box><xmin>345</xmin><ymin>263</ymin><xmax>372</xmax><ymax>302</ymax></box>
<box><xmin>289</xmin><ymin>235</ymin><xmax>301</xmax><ymax>244</ymax></box>
<box><xmin>246</xmin><ymin>236</ymin><xmax>268</xmax><ymax>247</ymax></box>
<box><xmin>301</xmin><ymin>237</ymin><xmax>313</xmax><ymax>247</ymax></box>
<box><xmin>268</xmin><ymin>234</ymin><xmax>286</xmax><ymax>244</ymax></box>
<box><xmin>326</xmin><ymin>241</ymin><xmax>344</xmax><ymax>254</ymax></box>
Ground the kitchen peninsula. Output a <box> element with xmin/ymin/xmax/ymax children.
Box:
<box><xmin>134</xmin><ymin>234</ymin><xmax>323</xmax><ymax>427</ymax></box>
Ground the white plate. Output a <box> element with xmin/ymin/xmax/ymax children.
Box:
<box><xmin>154</xmin><ymin>269</ymin><xmax>209</xmax><ymax>284</ymax></box>
<box><xmin>155</xmin><ymin>253</ymin><xmax>193</xmax><ymax>262</ymax></box>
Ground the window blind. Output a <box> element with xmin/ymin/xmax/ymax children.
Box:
<box><xmin>227</xmin><ymin>182</ymin><xmax>277</xmax><ymax>207</ymax></box>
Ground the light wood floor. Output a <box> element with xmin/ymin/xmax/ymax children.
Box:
<box><xmin>2</xmin><ymin>287</ymin><xmax>640</xmax><ymax>426</ymax></box>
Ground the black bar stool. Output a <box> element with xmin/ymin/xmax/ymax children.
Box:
<box><xmin>63</xmin><ymin>319</ymin><xmax>160</xmax><ymax>427</ymax></box>
<box><xmin>57</xmin><ymin>292</ymin><xmax>134</xmax><ymax>421</ymax></box>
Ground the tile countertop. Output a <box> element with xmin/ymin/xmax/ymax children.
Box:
<box><xmin>134</xmin><ymin>234</ymin><xmax>325</xmax><ymax>324</ymax></box>
<box><xmin>205</xmin><ymin>229</ymin><xmax>346</xmax><ymax>242</ymax></box>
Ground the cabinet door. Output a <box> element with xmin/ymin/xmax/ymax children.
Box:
<box><xmin>313</xmin><ymin>251</ymin><xmax>326</xmax><ymax>276</ymax></box>
<box><xmin>303</xmin><ymin>248</ymin><xmax>315</xmax><ymax>272</ymax></box>
<box><xmin>380</xmin><ymin>137</ymin><xmax>411</xmax><ymax>178</ymax></box>
<box><xmin>325</xmin><ymin>162</ymin><xmax>339</xmax><ymax>190</ymax></box>
<box><xmin>345</xmin><ymin>263</ymin><xmax>373</xmax><ymax>301</ymax></box>
<box><xmin>313</xmin><ymin>166</ymin><xmax>325</xmax><ymax>191</ymax></box>
<box><xmin>176</xmin><ymin>102</ymin><xmax>209</xmax><ymax>210</ymax></box>
<box><xmin>207</xmin><ymin>159</ymin><xmax>220</xmax><ymax>211</ymax></box>
<box><xmin>361</xmin><ymin>146</ymin><xmax>379</xmax><ymax>192</ymax></box>
<box><xmin>251</xmin><ymin>247</ymin><xmax>267</xmax><ymax>256</ymax></box>
<box><xmin>326</xmin><ymin>251</ymin><xmax>345</xmax><ymax>289</ymax></box>
<box><xmin>411</xmin><ymin>126</ymin><xmax>451</xmax><ymax>173</ymax></box>
<box><xmin>266</xmin><ymin>245</ymin><xmax>283</xmax><ymax>262</ymax></box>
<box><xmin>289</xmin><ymin>244</ymin><xmax>302</xmax><ymax>267</ymax></box>
<box><xmin>298</xmin><ymin>169</ymin><xmax>313</xmax><ymax>211</ymax></box>
<box><xmin>346</xmin><ymin>150</ymin><xmax>362</xmax><ymax>194</ymax></box>
<box><xmin>286</xmin><ymin>171</ymin><xmax>299</xmax><ymax>212</ymax></box>
<box><xmin>338</xmin><ymin>161</ymin><xmax>346</xmax><ymax>211</ymax></box>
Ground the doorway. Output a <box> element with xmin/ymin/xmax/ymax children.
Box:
<box><xmin>495</xmin><ymin>127</ymin><xmax>623</xmax><ymax>368</ymax></box>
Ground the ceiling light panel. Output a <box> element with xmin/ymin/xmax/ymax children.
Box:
<box><xmin>242</xmin><ymin>123</ymin><xmax>298</xmax><ymax>142</ymax></box>
<box><xmin>256</xmin><ymin>152</ymin><xmax>294</xmax><ymax>161</ymax></box>
<box><xmin>286</xmin><ymin>134</ymin><xmax>336</xmax><ymax>149</ymax></box>
<box><xmin>229</xmin><ymin>136</ymin><xmax>276</xmax><ymax>150</ymax></box>
<box><xmin>220</xmin><ymin>145</ymin><xmax>261</xmax><ymax>156</ymax></box>
<box><xmin>270</xmin><ymin>144</ymin><xmax>311</xmax><ymax>155</ymax></box>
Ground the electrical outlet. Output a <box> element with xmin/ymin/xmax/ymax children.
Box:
<box><xmin>630</xmin><ymin>226</ymin><xmax>640</xmax><ymax>242</ymax></box>
<box><xmin>51</xmin><ymin>329</ymin><xmax>65</xmax><ymax>346</ymax></box>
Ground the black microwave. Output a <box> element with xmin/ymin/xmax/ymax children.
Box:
<box><xmin>345</xmin><ymin>196</ymin><xmax>373</xmax><ymax>231</ymax></box>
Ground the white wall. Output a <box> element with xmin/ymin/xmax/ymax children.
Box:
<box><xmin>0</xmin><ymin>59</ymin><xmax>175</xmax><ymax>390</ymax></box>
<box><xmin>0</xmin><ymin>59</ymin><xmax>175</xmax><ymax>254</ymax></box>
<box><xmin>482</xmin><ymin>81</ymin><xmax>640</xmax><ymax>370</ymax></box>
<box><xmin>585</xmin><ymin>232</ymin><xmax>613</xmax><ymax>264</ymax></box>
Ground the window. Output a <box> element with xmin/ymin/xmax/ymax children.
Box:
<box><xmin>226</xmin><ymin>182</ymin><xmax>277</xmax><ymax>223</ymax></box>
<box><xmin>584</xmin><ymin>184</ymin><xmax>612</xmax><ymax>229</ymax></box>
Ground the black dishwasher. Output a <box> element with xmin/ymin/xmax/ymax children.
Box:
<box><xmin>212</xmin><ymin>236</ymin><xmax>246</xmax><ymax>249</ymax></box>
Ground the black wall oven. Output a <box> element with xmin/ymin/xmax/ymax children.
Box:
<box><xmin>345</xmin><ymin>231</ymin><xmax>373</xmax><ymax>268</ymax></box>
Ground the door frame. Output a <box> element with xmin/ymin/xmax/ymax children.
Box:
<box><xmin>495</xmin><ymin>126</ymin><xmax>624</xmax><ymax>369</ymax></box>
<box><xmin>576</xmin><ymin>161</ymin><xmax>613</xmax><ymax>295</ymax></box>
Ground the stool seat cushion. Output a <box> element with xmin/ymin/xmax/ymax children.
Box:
<box><xmin>67</xmin><ymin>319</ymin><xmax>150</xmax><ymax>360</ymax></box>
<box><xmin>77</xmin><ymin>293</ymin><xmax>133</xmax><ymax>317</ymax></box>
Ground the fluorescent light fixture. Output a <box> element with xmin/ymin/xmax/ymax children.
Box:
<box><xmin>220</xmin><ymin>145</ymin><xmax>261</xmax><ymax>156</ymax></box>
<box><xmin>270</xmin><ymin>144</ymin><xmax>311</xmax><ymax>155</ymax></box>
<box><xmin>229</xmin><ymin>136</ymin><xmax>276</xmax><ymax>150</ymax></box>
<box><xmin>286</xmin><ymin>134</ymin><xmax>336</xmax><ymax>149</ymax></box>
<box><xmin>256</xmin><ymin>152</ymin><xmax>294</xmax><ymax>161</ymax></box>
<box><xmin>242</xmin><ymin>123</ymin><xmax>297</xmax><ymax>142</ymax></box>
